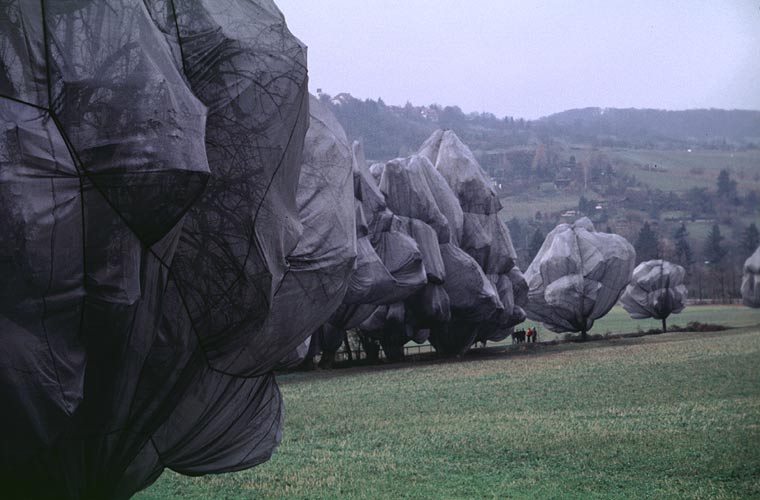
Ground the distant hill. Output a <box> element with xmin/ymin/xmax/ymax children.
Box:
<box><xmin>321</xmin><ymin>92</ymin><xmax>532</xmax><ymax>161</ymax></box>
<box><xmin>539</xmin><ymin>108</ymin><xmax>760</xmax><ymax>149</ymax></box>
<box><xmin>320</xmin><ymin>92</ymin><xmax>760</xmax><ymax>161</ymax></box>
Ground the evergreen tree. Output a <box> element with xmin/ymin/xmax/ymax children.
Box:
<box><xmin>745</xmin><ymin>190</ymin><xmax>759</xmax><ymax>211</ymax></box>
<box><xmin>673</xmin><ymin>223</ymin><xmax>694</xmax><ymax>267</ymax></box>
<box><xmin>703</xmin><ymin>224</ymin><xmax>726</xmax><ymax>265</ymax></box>
<box><xmin>527</xmin><ymin>228</ymin><xmax>544</xmax><ymax>265</ymax></box>
<box><xmin>506</xmin><ymin>217</ymin><xmax>524</xmax><ymax>248</ymax></box>
<box><xmin>716</xmin><ymin>169</ymin><xmax>738</xmax><ymax>200</ymax></box>
<box><xmin>634</xmin><ymin>222</ymin><xmax>660</xmax><ymax>263</ymax></box>
<box><xmin>578</xmin><ymin>195</ymin><xmax>589</xmax><ymax>215</ymax></box>
<box><xmin>741</xmin><ymin>222</ymin><xmax>760</xmax><ymax>257</ymax></box>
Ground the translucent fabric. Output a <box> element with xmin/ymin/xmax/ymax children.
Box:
<box><xmin>742</xmin><ymin>247</ymin><xmax>760</xmax><ymax>308</ymax></box>
<box><xmin>364</xmin><ymin>153</ymin><xmax>506</xmax><ymax>356</ymax></box>
<box><xmin>620</xmin><ymin>260</ymin><xmax>687</xmax><ymax>324</ymax></box>
<box><xmin>418</xmin><ymin>130</ymin><xmax>527</xmax><ymax>345</ymax></box>
<box><xmin>524</xmin><ymin>218</ymin><xmax>635</xmax><ymax>335</ymax></box>
<box><xmin>0</xmin><ymin>2</ymin><xmax>355</xmax><ymax>498</ymax></box>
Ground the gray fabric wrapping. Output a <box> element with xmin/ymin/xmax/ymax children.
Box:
<box><xmin>525</xmin><ymin>218</ymin><xmax>636</xmax><ymax>334</ymax></box>
<box><xmin>275</xmin><ymin>337</ymin><xmax>313</xmax><ymax>370</ymax></box>
<box><xmin>0</xmin><ymin>2</ymin><xmax>356</xmax><ymax>498</ymax></box>
<box><xmin>273</xmin><ymin>95</ymin><xmax>357</xmax><ymax>367</ymax></box>
<box><xmin>418</xmin><ymin>130</ymin><xmax>503</xmax><ymax>217</ymax></box>
<box><xmin>742</xmin><ymin>247</ymin><xmax>760</xmax><ymax>308</ymax></box>
<box><xmin>397</xmin><ymin>216</ymin><xmax>447</xmax><ymax>284</ymax></box>
<box><xmin>418</xmin><ymin>130</ymin><xmax>527</xmax><ymax>344</ymax></box>
<box><xmin>359</xmin><ymin>305</ymin><xmax>389</xmax><ymax>333</ymax></box>
<box><xmin>355</xmin><ymin>145</ymin><xmax>426</xmax><ymax>301</ymax></box>
<box><xmin>343</xmin><ymin>237</ymin><xmax>399</xmax><ymax>304</ymax></box>
<box><xmin>370</xmin><ymin>153</ymin><xmax>505</xmax><ymax>355</ymax></box>
<box><xmin>369</xmin><ymin>162</ymin><xmax>385</xmax><ymax>184</ymax></box>
<box><xmin>620</xmin><ymin>260</ymin><xmax>687</xmax><ymax>320</ymax></box>
<box><xmin>440</xmin><ymin>244</ymin><xmax>502</xmax><ymax>323</ymax></box>
<box><xmin>379</xmin><ymin>156</ymin><xmax>451</xmax><ymax>329</ymax></box>
<box><xmin>310</xmin><ymin>140</ymin><xmax>427</xmax><ymax>358</ymax></box>
<box><xmin>381</xmin><ymin>157</ymin><xmax>451</xmax><ymax>244</ymax></box>
<box><xmin>418</xmin><ymin>157</ymin><xmax>465</xmax><ymax>247</ymax></box>
<box><xmin>345</xmin><ymin>137</ymin><xmax>526</xmax><ymax>355</ymax></box>
<box><xmin>162</xmin><ymin>13</ymin><xmax>345</xmax><ymax>377</ymax></box>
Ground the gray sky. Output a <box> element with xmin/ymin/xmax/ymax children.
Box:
<box><xmin>276</xmin><ymin>0</ymin><xmax>760</xmax><ymax>119</ymax></box>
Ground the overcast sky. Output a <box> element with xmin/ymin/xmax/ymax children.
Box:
<box><xmin>276</xmin><ymin>0</ymin><xmax>760</xmax><ymax>119</ymax></box>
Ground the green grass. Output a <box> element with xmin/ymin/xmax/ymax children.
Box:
<box><xmin>510</xmin><ymin>304</ymin><xmax>760</xmax><ymax>343</ymax></box>
<box><xmin>499</xmin><ymin>193</ymin><xmax>587</xmax><ymax>221</ymax></box>
<box><xmin>136</xmin><ymin>325</ymin><xmax>760</xmax><ymax>500</ymax></box>
<box><xmin>576</xmin><ymin>304</ymin><xmax>759</xmax><ymax>337</ymax></box>
<box><xmin>607</xmin><ymin>148</ymin><xmax>760</xmax><ymax>193</ymax></box>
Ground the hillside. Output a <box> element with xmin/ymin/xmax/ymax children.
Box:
<box><xmin>320</xmin><ymin>92</ymin><xmax>760</xmax><ymax>161</ymax></box>
<box><xmin>540</xmin><ymin>107</ymin><xmax>760</xmax><ymax>149</ymax></box>
<box><xmin>321</xmin><ymin>92</ymin><xmax>532</xmax><ymax>161</ymax></box>
<box><xmin>138</xmin><ymin>325</ymin><xmax>760</xmax><ymax>500</ymax></box>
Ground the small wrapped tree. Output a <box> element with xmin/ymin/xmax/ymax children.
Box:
<box><xmin>620</xmin><ymin>260</ymin><xmax>688</xmax><ymax>332</ymax></box>
<box><xmin>742</xmin><ymin>247</ymin><xmax>760</xmax><ymax>308</ymax></box>
<box><xmin>524</xmin><ymin>218</ymin><xmax>635</xmax><ymax>339</ymax></box>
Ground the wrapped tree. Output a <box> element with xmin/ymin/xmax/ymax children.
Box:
<box><xmin>303</xmin><ymin>139</ymin><xmax>427</xmax><ymax>367</ymax></box>
<box><xmin>1</xmin><ymin>2</ymin><xmax>355</xmax><ymax>498</ymax></box>
<box><xmin>742</xmin><ymin>247</ymin><xmax>760</xmax><ymax>308</ymax></box>
<box><xmin>620</xmin><ymin>260</ymin><xmax>688</xmax><ymax>332</ymax></box>
<box><xmin>278</xmin><ymin>95</ymin><xmax>363</xmax><ymax>370</ymax></box>
<box><xmin>418</xmin><ymin>130</ymin><xmax>527</xmax><ymax>344</ymax></box>
<box><xmin>375</xmin><ymin>155</ymin><xmax>452</xmax><ymax>358</ymax></box>
<box><xmin>524</xmin><ymin>218</ymin><xmax>636</xmax><ymax>339</ymax></box>
<box><xmin>359</xmin><ymin>153</ymin><xmax>503</xmax><ymax>358</ymax></box>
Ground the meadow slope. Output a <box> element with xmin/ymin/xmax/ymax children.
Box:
<box><xmin>137</xmin><ymin>324</ymin><xmax>760</xmax><ymax>500</ymax></box>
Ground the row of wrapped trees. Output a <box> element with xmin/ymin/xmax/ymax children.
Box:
<box><xmin>525</xmin><ymin>235</ymin><xmax>758</xmax><ymax>337</ymax></box>
<box><xmin>2</xmin><ymin>2</ymin><xmax>757</xmax><ymax>498</ymax></box>
<box><xmin>523</xmin><ymin>220</ymin><xmax>691</xmax><ymax>338</ymax></box>
<box><xmin>306</xmin><ymin>128</ymin><xmax>528</xmax><ymax>362</ymax></box>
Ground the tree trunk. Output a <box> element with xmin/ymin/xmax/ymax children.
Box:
<box><xmin>365</xmin><ymin>341</ymin><xmax>380</xmax><ymax>364</ymax></box>
<box><xmin>381</xmin><ymin>339</ymin><xmax>405</xmax><ymax>363</ymax></box>
<box><xmin>343</xmin><ymin>332</ymin><xmax>353</xmax><ymax>362</ymax></box>
<box><xmin>580</xmin><ymin>328</ymin><xmax>588</xmax><ymax>341</ymax></box>
<box><xmin>318</xmin><ymin>351</ymin><xmax>335</xmax><ymax>369</ymax></box>
<box><xmin>662</xmin><ymin>317</ymin><xmax>667</xmax><ymax>333</ymax></box>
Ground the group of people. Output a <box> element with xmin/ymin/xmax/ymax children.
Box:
<box><xmin>512</xmin><ymin>326</ymin><xmax>539</xmax><ymax>344</ymax></box>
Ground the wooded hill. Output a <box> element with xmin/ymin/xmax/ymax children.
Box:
<box><xmin>321</xmin><ymin>92</ymin><xmax>760</xmax><ymax>161</ymax></box>
<box><xmin>540</xmin><ymin>108</ymin><xmax>760</xmax><ymax>149</ymax></box>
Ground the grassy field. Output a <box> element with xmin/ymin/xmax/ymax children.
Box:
<box><xmin>606</xmin><ymin>148</ymin><xmax>760</xmax><ymax>193</ymax></box>
<box><xmin>546</xmin><ymin>304</ymin><xmax>760</xmax><ymax>339</ymax></box>
<box><xmin>136</xmin><ymin>324</ymin><xmax>760</xmax><ymax>500</ymax></box>
<box><xmin>499</xmin><ymin>193</ymin><xmax>582</xmax><ymax>221</ymax></box>
<box><xmin>497</xmin><ymin>147</ymin><xmax>760</xmax><ymax>225</ymax></box>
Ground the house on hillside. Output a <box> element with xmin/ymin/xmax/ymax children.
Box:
<box><xmin>560</xmin><ymin>210</ymin><xmax>579</xmax><ymax>223</ymax></box>
<box><xmin>554</xmin><ymin>167</ymin><xmax>573</xmax><ymax>188</ymax></box>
